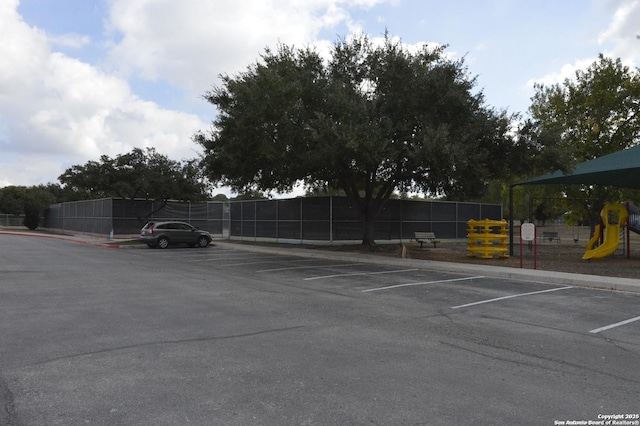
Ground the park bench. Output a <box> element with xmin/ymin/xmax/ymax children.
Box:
<box><xmin>414</xmin><ymin>231</ymin><xmax>440</xmax><ymax>248</ymax></box>
<box><xmin>541</xmin><ymin>231</ymin><xmax>561</xmax><ymax>243</ymax></box>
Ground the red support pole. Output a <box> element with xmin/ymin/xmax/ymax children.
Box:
<box><xmin>534</xmin><ymin>226</ymin><xmax>537</xmax><ymax>270</ymax></box>
<box><xmin>626</xmin><ymin>202</ymin><xmax>631</xmax><ymax>259</ymax></box>
<box><xmin>520</xmin><ymin>232</ymin><xmax>523</xmax><ymax>268</ymax></box>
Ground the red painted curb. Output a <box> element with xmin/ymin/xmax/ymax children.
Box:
<box><xmin>0</xmin><ymin>231</ymin><xmax>121</xmax><ymax>249</ymax></box>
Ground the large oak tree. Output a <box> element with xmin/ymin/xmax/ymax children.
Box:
<box><xmin>195</xmin><ymin>34</ymin><xmax>519</xmax><ymax>245</ymax></box>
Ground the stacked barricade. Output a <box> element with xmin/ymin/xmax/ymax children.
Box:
<box><xmin>467</xmin><ymin>219</ymin><xmax>509</xmax><ymax>259</ymax></box>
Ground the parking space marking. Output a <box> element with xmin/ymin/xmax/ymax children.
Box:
<box><xmin>362</xmin><ymin>276</ymin><xmax>484</xmax><ymax>292</ymax></box>
<box><xmin>451</xmin><ymin>286</ymin><xmax>573</xmax><ymax>309</ymax></box>
<box><xmin>219</xmin><ymin>258</ymin><xmax>318</xmax><ymax>267</ymax></box>
<box><xmin>589</xmin><ymin>315</ymin><xmax>640</xmax><ymax>334</ymax></box>
<box><xmin>259</xmin><ymin>263</ymin><xmax>364</xmax><ymax>273</ymax></box>
<box><xmin>188</xmin><ymin>255</ymin><xmax>278</xmax><ymax>262</ymax></box>
<box><xmin>303</xmin><ymin>269</ymin><xmax>419</xmax><ymax>281</ymax></box>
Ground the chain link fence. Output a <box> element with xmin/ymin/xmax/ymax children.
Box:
<box><xmin>231</xmin><ymin>197</ymin><xmax>501</xmax><ymax>243</ymax></box>
<box><xmin>0</xmin><ymin>214</ymin><xmax>24</xmax><ymax>226</ymax></box>
<box><xmin>42</xmin><ymin>196</ymin><xmax>501</xmax><ymax>243</ymax></box>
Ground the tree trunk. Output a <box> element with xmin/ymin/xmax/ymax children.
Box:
<box><xmin>361</xmin><ymin>211</ymin><xmax>376</xmax><ymax>246</ymax></box>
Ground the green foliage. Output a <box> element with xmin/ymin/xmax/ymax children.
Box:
<box><xmin>196</xmin><ymin>34</ymin><xmax>520</xmax><ymax>244</ymax></box>
<box><xmin>210</xmin><ymin>193</ymin><xmax>229</xmax><ymax>201</ymax></box>
<box><xmin>525</xmin><ymin>54</ymin><xmax>640</xmax><ymax>224</ymax></box>
<box><xmin>531</xmin><ymin>55</ymin><xmax>640</xmax><ymax>161</ymax></box>
<box><xmin>232</xmin><ymin>190</ymin><xmax>268</xmax><ymax>200</ymax></box>
<box><xmin>0</xmin><ymin>185</ymin><xmax>55</xmax><ymax>230</ymax></box>
<box><xmin>0</xmin><ymin>186</ymin><xmax>27</xmax><ymax>214</ymax></box>
<box><xmin>59</xmin><ymin>147</ymin><xmax>209</xmax><ymax>202</ymax></box>
<box><xmin>59</xmin><ymin>148</ymin><xmax>210</xmax><ymax>221</ymax></box>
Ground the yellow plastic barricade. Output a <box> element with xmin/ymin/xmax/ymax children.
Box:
<box><xmin>467</xmin><ymin>219</ymin><xmax>509</xmax><ymax>259</ymax></box>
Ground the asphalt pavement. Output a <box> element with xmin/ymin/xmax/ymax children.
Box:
<box><xmin>1</xmin><ymin>229</ymin><xmax>639</xmax><ymax>294</ymax></box>
<box><xmin>1</xmin><ymin>230</ymin><xmax>639</xmax><ymax>425</ymax></box>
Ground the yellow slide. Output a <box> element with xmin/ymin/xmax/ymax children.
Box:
<box><xmin>585</xmin><ymin>224</ymin><xmax>601</xmax><ymax>250</ymax></box>
<box><xmin>582</xmin><ymin>204</ymin><xmax>628</xmax><ymax>260</ymax></box>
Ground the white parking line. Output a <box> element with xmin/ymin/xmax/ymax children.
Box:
<box><xmin>304</xmin><ymin>269</ymin><xmax>419</xmax><ymax>281</ymax></box>
<box><xmin>219</xmin><ymin>258</ymin><xmax>317</xmax><ymax>267</ymax></box>
<box><xmin>589</xmin><ymin>315</ymin><xmax>640</xmax><ymax>334</ymax></box>
<box><xmin>259</xmin><ymin>263</ymin><xmax>364</xmax><ymax>273</ymax></box>
<box><xmin>362</xmin><ymin>276</ymin><xmax>484</xmax><ymax>292</ymax></box>
<box><xmin>451</xmin><ymin>286</ymin><xmax>573</xmax><ymax>309</ymax></box>
<box><xmin>186</xmin><ymin>253</ymin><xmax>273</xmax><ymax>260</ymax></box>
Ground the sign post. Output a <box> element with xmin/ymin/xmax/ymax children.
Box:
<box><xmin>520</xmin><ymin>223</ymin><xmax>536</xmax><ymax>269</ymax></box>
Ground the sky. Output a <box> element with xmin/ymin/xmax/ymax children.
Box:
<box><xmin>1</xmin><ymin>0</ymin><xmax>640</xmax><ymax>195</ymax></box>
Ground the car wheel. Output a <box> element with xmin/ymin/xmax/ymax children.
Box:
<box><xmin>157</xmin><ymin>236</ymin><xmax>170</xmax><ymax>249</ymax></box>
<box><xmin>196</xmin><ymin>236</ymin><xmax>210</xmax><ymax>248</ymax></box>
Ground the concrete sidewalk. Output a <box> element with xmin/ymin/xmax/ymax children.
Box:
<box><xmin>2</xmin><ymin>229</ymin><xmax>639</xmax><ymax>294</ymax></box>
<box><xmin>214</xmin><ymin>241</ymin><xmax>640</xmax><ymax>294</ymax></box>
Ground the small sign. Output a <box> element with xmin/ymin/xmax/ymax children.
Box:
<box><xmin>521</xmin><ymin>223</ymin><xmax>536</xmax><ymax>242</ymax></box>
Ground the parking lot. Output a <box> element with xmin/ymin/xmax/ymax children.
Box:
<box><xmin>1</xmin><ymin>234</ymin><xmax>638</xmax><ymax>425</ymax></box>
<box><xmin>177</xmin><ymin>243</ymin><xmax>640</xmax><ymax>340</ymax></box>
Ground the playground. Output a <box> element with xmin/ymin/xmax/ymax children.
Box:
<box><xmin>319</xmin><ymin>202</ymin><xmax>640</xmax><ymax>280</ymax></box>
<box><xmin>313</xmin><ymin>212</ymin><xmax>640</xmax><ymax>280</ymax></box>
<box><xmin>403</xmin><ymin>220</ymin><xmax>640</xmax><ymax>280</ymax></box>
<box><xmin>362</xmin><ymin>229</ymin><xmax>636</xmax><ymax>280</ymax></box>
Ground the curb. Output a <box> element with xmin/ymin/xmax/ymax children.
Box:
<box><xmin>3</xmin><ymin>231</ymin><xmax>639</xmax><ymax>294</ymax></box>
<box><xmin>215</xmin><ymin>241</ymin><xmax>640</xmax><ymax>294</ymax></box>
<box><xmin>0</xmin><ymin>230</ymin><xmax>125</xmax><ymax>249</ymax></box>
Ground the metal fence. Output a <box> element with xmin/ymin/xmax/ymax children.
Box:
<box><xmin>230</xmin><ymin>197</ymin><xmax>501</xmax><ymax>243</ymax></box>
<box><xmin>44</xmin><ymin>199</ymin><xmax>225</xmax><ymax>236</ymax></box>
<box><xmin>0</xmin><ymin>214</ymin><xmax>24</xmax><ymax>226</ymax></box>
<box><xmin>43</xmin><ymin>196</ymin><xmax>501</xmax><ymax>243</ymax></box>
<box><xmin>44</xmin><ymin>199</ymin><xmax>114</xmax><ymax>235</ymax></box>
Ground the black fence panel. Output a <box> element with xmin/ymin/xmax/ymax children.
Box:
<box><xmin>277</xmin><ymin>221</ymin><xmax>301</xmax><ymax>240</ymax></box>
<box><xmin>42</xmin><ymin>196</ymin><xmax>502</xmax><ymax>242</ymax></box>
<box><xmin>0</xmin><ymin>214</ymin><xmax>24</xmax><ymax>226</ymax></box>
<box><xmin>481</xmin><ymin>204</ymin><xmax>502</xmax><ymax>220</ymax></box>
<box><xmin>278</xmin><ymin>199</ymin><xmax>301</xmax><ymax>221</ymax></box>
<box><xmin>256</xmin><ymin>200</ymin><xmax>277</xmax><ymax>221</ymax></box>
<box><xmin>44</xmin><ymin>199</ymin><xmax>113</xmax><ymax>234</ymax></box>
<box><xmin>331</xmin><ymin>197</ymin><xmax>360</xmax><ymax>221</ymax></box>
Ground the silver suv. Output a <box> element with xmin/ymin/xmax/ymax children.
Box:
<box><xmin>140</xmin><ymin>221</ymin><xmax>212</xmax><ymax>249</ymax></box>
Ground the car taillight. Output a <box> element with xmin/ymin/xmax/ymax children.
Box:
<box><xmin>149</xmin><ymin>223</ymin><xmax>155</xmax><ymax>234</ymax></box>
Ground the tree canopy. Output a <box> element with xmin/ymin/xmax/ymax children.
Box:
<box><xmin>530</xmin><ymin>54</ymin><xmax>640</xmax><ymax>165</ymax></box>
<box><xmin>525</xmin><ymin>54</ymin><xmax>640</xmax><ymax>223</ymax></box>
<box><xmin>59</xmin><ymin>147</ymin><xmax>210</xmax><ymax>221</ymax></box>
<box><xmin>0</xmin><ymin>185</ymin><xmax>56</xmax><ymax>229</ymax></box>
<box><xmin>195</xmin><ymin>34</ymin><xmax>521</xmax><ymax>244</ymax></box>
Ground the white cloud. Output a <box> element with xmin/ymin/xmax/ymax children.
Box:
<box><xmin>522</xmin><ymin>0</ymin><xmax>640</xmax><ymax>100</ymax></box>
<box><xmin>545</xmin><ymin>0</ymin><xmax>640</xmax><ymax>82</ymax></box>
<box><xmin>0</xmin><ymin>0</ymin><xmax>206</xmax><ymax>186</ymax></box>
<box><xmin>1</xmin><ymin>0</ymin><xmax>393</xmax><ymax>187</ymax></box>
<box><xmin>49</xmin><ymin>33</ymin><xmax>92</xmax><ymax>49</ymax></box>
<box><xmin>526</xmin><ymin>58</ymin><xmax>596</xmax><ymax>88</ymax></box>
<box><xmin>598</xmin><ymin>0</ymin><xmax>640</xmax><ymax>62</ymax></box>
<box><xmin>103</xmin><ymin>0</ymin><xmax>387</xmax><ymax>96</ymax></box>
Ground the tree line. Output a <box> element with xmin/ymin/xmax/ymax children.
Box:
<box><xmin>2</xmin><ymin>35</ymin><xmax>639</xmax><ymax>240</ymax></box>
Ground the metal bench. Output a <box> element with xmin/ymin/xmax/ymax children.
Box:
<box><xmin>542</xmin><ymin>231</ymin><xmax>561</xmax><ymax>243</ymax></box>
<box><xmin>414</xmin><ymin>232</ymin><xmax>440</xmax><ymax>248</ymax></box>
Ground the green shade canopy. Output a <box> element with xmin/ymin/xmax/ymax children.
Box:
<box><xmin>517</xmin><ymin>145</ymin><xmax>640</xmax><ymax>190</ymax></box>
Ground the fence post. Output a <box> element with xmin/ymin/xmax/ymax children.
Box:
<box><xmin>329</xmin><ymin>196</ymin><xmax>333</xmax><ymax>243</ymax></box>
<box><xmin>300</xmin><ymin>198</ymin><xmax>303</xmax><ymax>244</ymax></box>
